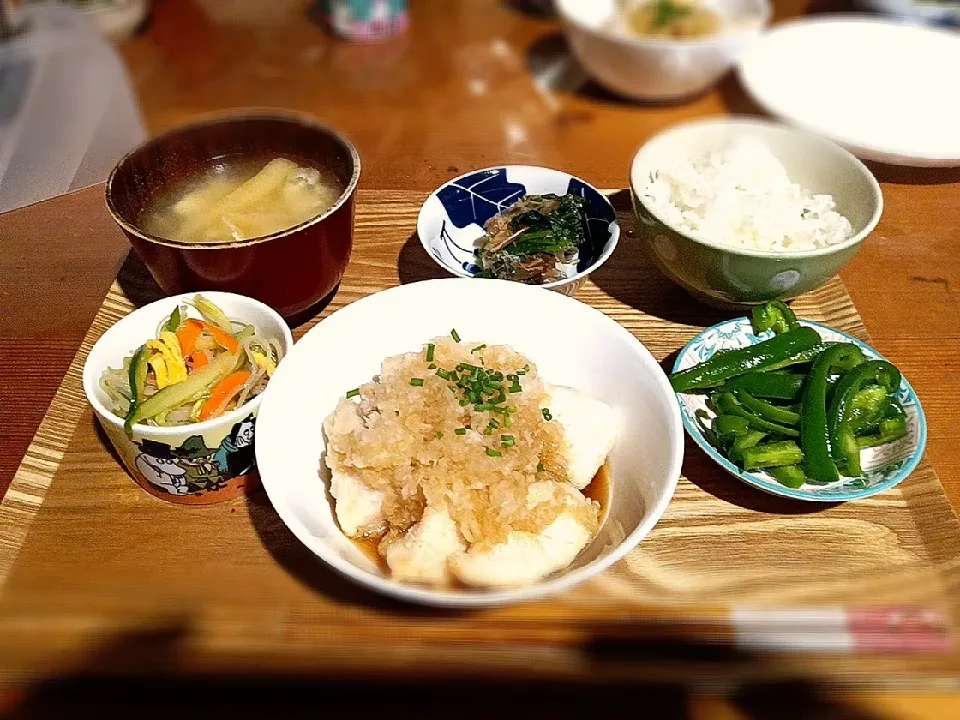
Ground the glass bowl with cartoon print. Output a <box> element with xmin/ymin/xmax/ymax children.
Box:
<box><xmin>83</xmin><ymin>292</ymin><xmax>293</xmax><ymax>505</ymax></box>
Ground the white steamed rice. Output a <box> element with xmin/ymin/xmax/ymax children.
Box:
<box><xmin>641</xmin><ymin>136</ymin><xmax>854</xmax><ymax>253</ymax></box>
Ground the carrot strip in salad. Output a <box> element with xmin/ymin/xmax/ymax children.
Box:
<box><xmin>201</xmin><ymin>321</ymin><xmax>239</xmax><ymax>353</ymax></box>
<box><xmin>189</xmin><ymin>351</ymin><xmax>209</xmax><ymax>370</ymax></box>
<box><xmin>177</xmin><ymin>319</ymin><xmax>204</xmax><ymax>357</ymax></box>
<box><xmin>199</xmin><ymin>370</ymin><xmax>251</xmax><ymax>421</ymax></box>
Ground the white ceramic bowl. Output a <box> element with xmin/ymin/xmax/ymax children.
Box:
<box><xmin>83</xmin><ymin>291</ymin><xmax>293</xmax><ymax>505</ymax></box>
<box><xmin>255</xmin><ymin>279</ymin><xmax>684</xmax><ymax>607</ymax></box>
<box><xmin>417</xmin><ymin>165</ymin><xmax>620</xmax><ymax>296</ymax></box>
<box><xmin>557</xmin><ymin>0</ymin><xmax>771</xmax><ymax>102</ymax></box>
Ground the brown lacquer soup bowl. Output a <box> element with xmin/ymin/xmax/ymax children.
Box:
<box><xmin>106</xmin><ymin>111</ymin><xmax>360</xmax><ymax>318</ymax></box>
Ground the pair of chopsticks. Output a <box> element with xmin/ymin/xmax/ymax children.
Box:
<box><xmin>730</xmin><ymin>606</ymin><xmax>953</xmax><ymax>653</ymax></box>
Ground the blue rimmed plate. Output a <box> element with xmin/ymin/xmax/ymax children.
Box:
<box><xmin>416</xmin><ymin>165</ymin><xmax>620</xmax><ymax>296</ymax></box>
<box><xmin>673</xmin><ymin>318</ymin><xmax>927</xmax><ymax>502</ymax></box>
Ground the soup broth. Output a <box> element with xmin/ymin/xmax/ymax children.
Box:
<box><xmin>140</xmin><ymin>154</ymin><xmax>344</xmax><ymax>244</ymax></box>
<box><xmin>613</xmin><ymin>0</ymin><xmax>722</xmax><ymax>39</ymax></box>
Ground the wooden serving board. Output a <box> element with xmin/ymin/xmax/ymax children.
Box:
<box><xmin>1</xmin><ymin>190</ymin><xmax>959</xmax><ymax>689</ymax></box>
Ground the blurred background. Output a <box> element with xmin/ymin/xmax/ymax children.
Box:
<box><xmin>1</xmin><ymin>0</ymin><xmax>956</xmax><ymax>213</ymax></box>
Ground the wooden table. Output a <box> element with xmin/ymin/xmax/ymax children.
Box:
<box><xmin>1</xmin><ymin>0</ymin><xmax>958</xmax><ymax>716</ymax></box>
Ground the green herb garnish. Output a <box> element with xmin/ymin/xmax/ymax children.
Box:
<box><xmin>486</xmin><ymin>448</ymin><xmax>502</xmax><ymax>458</ymax></box>
<box><xmin>542</xmin><ymin>407</ymin><xmax>553</xmax><ymax>421</ymax></box>
<box><xmin>501</xmin><ymin>435</ymin><xmax>515</xmax><ymax>448</ymax></box>
<box><xmin>410</xmin><ymin>378</ymin><xmax>424</xmax><ymax>387</ymax></box>
<box><xmin>455</xmin><ymin>428</ymin><xmax>467</xmax><ymax>436</ymax></box>
<box><xmin>651</xmin><ymin>0</ymin><xmax>692</xmax><ymax>30</ymax></box>
<box><xmin>346</xmin><ymin>388</ymin><xmax>360</xmax><ymax>399</ymax></box>
<box><xmin>474</xmin><ymin>194</ymin><xmax>589</xmax><ymax>284</ymax></box>
<box><xmin>451</xmin><ymin>328</ymin><xmax>461</xmax><ymax>343</ymax></box>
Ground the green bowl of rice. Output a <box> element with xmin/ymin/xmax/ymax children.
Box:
<box><xmin>629</xmin><ymin>118</ymin><xmax>883</xmax><ymax>309</ymax></box>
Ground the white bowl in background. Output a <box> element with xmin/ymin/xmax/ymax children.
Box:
<box><xmin>255</xmin><ymin>279</ymin><xmax>684</xmax><ymax>607</ymax></box>
<box><xmin>557</xmin><ymin>0</ymin><xmax>770</xmax><ymax>102</ymax></box>
<box><xmin>83</xmin><ymin>291</ymin><xmax>293</xmax><ymax>504</ymax></box>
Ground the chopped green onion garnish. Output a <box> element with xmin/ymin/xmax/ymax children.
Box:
<box><xmin>428</xmin><ymin>363</ymin><xmax>437</xmax><ymax>370</ymax></box>
<box><xmin>486</xmin><ymin>448</ymin><xmax>502</xmax><ymax>458</ymax></box>
<box><xmin>410</xmin><ymin>378</ymin><xmax>424</xmax><ymax>387</ymax></box>
<box><xmin>471</xmin><ymin>344</ymin><xmax>486</xmax><ymax>354</ymax></box>
<box><xmin>537</xmin><ymin>462</ymin><xmax>545</xmax><ymax>472</ymax></box>
<box><xmin>451</xmin><ymin>328</ymin><xmax>461</xmax><ymax>343</ymax></box>
<box><xmin>436</xmin><ymin>368</ymin><xmax>451</xmax><ymax>380</ymax></box>
<box><xmin>501</xmin><ymin>435</ymin><xmax>515</xmax><ymax>448</ymax></box>
<box><xmin>346</xmin><ymin>388</ymin><xmax>360</xmax><ymax>399</ymax></box>
<box><xmin>509</xmin><ymin>381</ymin><xmax>522</xmax><ymax>393</ymax></box>
<box><xmin>542</xmin><ymin>408</ymin><xmax>553</xmax><ymax>421</ymax></box>
<box><xmin>426</xmin><ymin>343</ymin><xmax>435</xmax><ymax>362</ymax></box>
<box><xmin>483</xmin><ymin>425</ymin><xmax>494</xmax><ymax>436</ymax></box>
<box><xmin>459</xmin><ymin>398</ymin><xmax>470</xmax><ymax>406</ymax></box>
<box><xmin>488</xmin><ymin>418</ymin><xmax>500</xmax><ymax>429</ymax></box>
<box><xmin>455</xmin><ymin>428</ymin><xmax>467</xmax><ymax>436</ymax></box>
<box><xmin>435</xmin><ymin>431</ymin><xmax>443</xmax><ymax>440</ymax></box>
<box><xmin>503</xmin><ymin>415</ymin><xmax>512</xmax><ymax>427</ymax></box>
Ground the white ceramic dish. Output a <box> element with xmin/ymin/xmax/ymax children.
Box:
<box><xmin>255</xmin><ymin>279</ymin><xmax>684</xmax><ymax>607</ymax></box>
<box><xmin>556</xmin><ymin>0</ymin><xmax>770</xmax><ymax>102</ymax></box>
<box><xmin>417</xmin><ymin>165</ymin><xmax>619</xmax><ymax>296</ymax></box>
<box><xmin>83</xmin><ymin>291</ymin><xmax>293</xmax><ymax>504</ymax></box>
<box><xmin>738</xmin><ymin>16</ymin><xmax>960</xmax><ymax>167</ymax></box>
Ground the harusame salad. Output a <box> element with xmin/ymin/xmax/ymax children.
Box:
<box><xmin>100</xmin><ymin>295</ymin><xmax>283</xmax><ymax>434</ymax></box>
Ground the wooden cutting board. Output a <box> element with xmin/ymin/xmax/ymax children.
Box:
<box><xmin>1</xmin><ymin>190</ymin><xmax>958</xmax><ymax>688</ymax></box>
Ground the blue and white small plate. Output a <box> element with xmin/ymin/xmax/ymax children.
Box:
<box><xmin>416</xmin><ymin>165</ymin><xmax>620</xmax><ymax>295</ymax></box>
<box><xmin>673</xmin><ymin>318</ymin><xmax>927</xmax><ymax>502</ymax></box>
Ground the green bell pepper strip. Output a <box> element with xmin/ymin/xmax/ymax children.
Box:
<box><xmin>124</xmin><ymin>350</ymin><xmax>241</xmax><ymax>434</ymax></box>
<box><xmin>734</xmin><ymin>389</ymin><xmax>800</xmax><ymax>426</ymax></box>
<box><xmin>848</xmin><ymin>385</ymin><xmax>895</xmax><ymax>435</ymax></box>
<box><xmin>856</xmin><ymin>415</ymin><xmax>908</xmax><ymax>449</ymax></box>
<box><xmin>711</xmin><ymin>392</ymin><xmax>799</xmax><ymax>438</ymax></box>
<box><xmin>123</xmin><ymin>344</ymin><xmax>151</xmax><ymax>435</ymax></box>
<box><xmin>730</xmin><ymin>430</ymin><xmax>766</xmax><ymax>465</ymax></box>
<box><xmin>751</xmin><ymin>300</ymin><xmax>800</xmax><ymax>336</ymax></box>
<box><xmin>770</xmin><ymin>465</ymin><xmax>807</xmax><ymax>489</ymax></box>
<box><xmin>713</xmin><ymin>414</ymin><xmax>750</xmax><ymax>442</ymax></box>
<box><xmin>827</xmin><ymin>360</ymin><xmax>902</xmax><ymax>476</ymax></box>
<box><xmin>722</xmin><ymin>371</ymin><xmax>805</xmax><ymax>400</ymax></box>
<box><xmin>800</xmin><ymin>344</ymin><xmax>866</xmax><ymax>483</ymax></box>
<box><xmin>741</xmin><ymin>441</ymin><xmax>804</xmax><ymax>470</ymax></box>
<box><xmin>670</xmin><ymin>327</ymin><xmax>822</xmax><ymax>392</ymax></box>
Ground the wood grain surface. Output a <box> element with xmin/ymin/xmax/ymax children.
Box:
<box><xmin>1</xmin><ymin>0</ymin><xmax>959</xmax><ymax>715</ymax></box>
<box><xmin>1</xmin><ymin>193</ymin><xmax>958</xmax><ymax>695</ymax></box>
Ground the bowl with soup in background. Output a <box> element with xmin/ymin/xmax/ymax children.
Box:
<box><xmin>557</xmin><ymin>0</ymin><xmax>770</xmax><ymax>102</ymax></box>
<box><xmin>106</xmin><ymin>111</ymin><xmax>361</xmax><ymax>319</ymax></box>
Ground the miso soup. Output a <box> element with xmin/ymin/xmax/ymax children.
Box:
<box><xmin>140</xmin><ymin>154</ymin><xmax>344</xmax><ymax>244</ymax></box>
